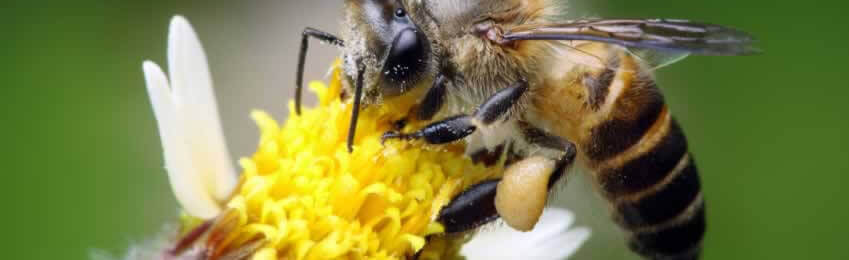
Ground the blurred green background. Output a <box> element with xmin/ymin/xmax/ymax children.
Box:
<box><xmin>2</xmin><ymin>0</ymin><xmax>846</xmax><ymax>259</ymax></box>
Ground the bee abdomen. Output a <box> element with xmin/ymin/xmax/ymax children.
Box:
<box><xmin>598</xmin><ymin>118</ymin><xmax>689</xmax><ymax>196</ymax></box>
<box><xmin>619</xmin><ymin>155</ymin><xmax>705</xmax><ymax>259</ymax></box>
<box><xmin>627</xmin><ymin>203</ymin><xmax>705</xmax><ymax>260</ymax></box>
<box><xmin>594</xmin><ymin>118</ymin><xmax>706</xmax><ymax>259</ymax></box>
<box><xmin>615</xmin><ymin>154</ymin><xmax>701</xmax><ymax>228</ymax></box>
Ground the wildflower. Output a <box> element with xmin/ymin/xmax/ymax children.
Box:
<box><xmin>139</xmin><ymin>15</ymin><xmax>589</xmax><ymax>260</ymax></box>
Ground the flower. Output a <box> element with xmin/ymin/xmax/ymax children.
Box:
<box><xmin>199</xmin><ymin>65</ymin><xmax>499</xmax><ymax>260</ymax></box>
<box><xmin>459</xmin><ymin>208</ymin><xmax>590</xmax><ymax>260</ymax></box>
<box><xmin>142</xmin><ymin>16</ymin><xmax>237</xmax><ymax>219</ymax></box>
<box><xmin>139</xmin><ymin>15</ymin><xmax>589</xmax><ymax>260</ymax></box>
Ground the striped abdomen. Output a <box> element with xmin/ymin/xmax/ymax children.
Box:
<box><xmin>579</xmin><ymin>48</ymin><xmax>705</xmax><ymax>259</ymax></box>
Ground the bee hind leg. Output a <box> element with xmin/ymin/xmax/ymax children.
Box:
<box><xmin>437</xmin><ymin>179</ymin><xmax>501</xmax><ymax>233</ymax></box>
<box><xmin>381</xmin><ymin>80</ymin><xmax>528</xmax><ymax>145</ymax></box>
<box><xmin>436</xmin><ymin>146</ymin><xmax>576</xmax><ymax>234</ymax></box>
<box><xmin>438</xmin><ymin>124</ymin><xmax>576</xmax><ymax>233</ymax></box>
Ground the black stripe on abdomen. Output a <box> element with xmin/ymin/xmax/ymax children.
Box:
<box><xmin>628</xmin><ymin>202</ymin><xmax>706</xmax><ymax>259</ymax></box>
<box><xmin>584</xmin><ymin>81</ymin><xmax>665</xmax><ymax>161</ymax></box>
<box><xmin>616</xmin><ymin>156</ymin><xmax>701</xmax><ymax>228</ymax></box>
<box><xmin>598</xmin><ymin>119</ymin><xmax>688</xmax><ymax>196</ymax></box>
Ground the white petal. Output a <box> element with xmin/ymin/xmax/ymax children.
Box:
<box><xmin>167</xmin><ymin>15</ymin><xmax>237</xmax><ymax>201</ymax></box>
<box><xmin>527</xmin><ymin>208</ymin><xmax>575</xmax><ymax>246</ymax></box>
<box><xmin>143</xmin><ymin>61</ymin><xmax>222</xmax><ymax>218</ymax></box>
<box><xmin>460</xmin><ymin>208</ymin><xmax>589</xmax><ymax>260</ymax></box>
<box><xmin>534</xmin><ymin>227</ymin><xmax>591</xmax><ymax>260</ymax></box>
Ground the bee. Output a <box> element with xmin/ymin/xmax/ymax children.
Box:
<box><xmin>293</xmin><ymin>0</ymin><xmax>756</xmax><ymax>259</ymax></box>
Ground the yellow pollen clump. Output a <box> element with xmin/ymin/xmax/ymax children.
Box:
<box><xmin>200</xmin><ymin>63</ymin><xmax>499</xmax><ymax>260</ymax></box>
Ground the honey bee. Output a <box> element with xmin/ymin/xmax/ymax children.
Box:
<box><xmin>294</xmin><ymin>0</ymin><xmax>756</xmax><ymax>259</ymax></box>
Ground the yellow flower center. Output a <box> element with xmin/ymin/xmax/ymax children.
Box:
<box><xmin>192</xmin><ymin>62</ymin><xmax>500</xmax><ymax>260</ymax></box>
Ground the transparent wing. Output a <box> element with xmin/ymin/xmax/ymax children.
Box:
<box><xmin>503</xmin><ymin>19</ymin><xmax>759</xmax><ymax>56</ymax></box>
<box><xmin>551</xmin><ymin>42</ymin><xmax>690</xmax><ymax>72</ymax></box>
<box><xmin>625</xmin><ymin>47</ymin><xmax>690</xmax><ymax>71</ymax></box>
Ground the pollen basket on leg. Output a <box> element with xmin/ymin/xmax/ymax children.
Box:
<box><xmin>196</xmin><ymin>63</ymin><xmax>499</xmax><ymax>259</ymax></box>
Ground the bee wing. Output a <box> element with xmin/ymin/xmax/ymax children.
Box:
<box><xmin>552</xmin><ymin>42</ymin><xmax>690</xmax><ymax>72</ymax></box>
<box><xmin>625</xmin><ymin>47</ymin><xmax>690</xmax><ymax>71</ymax></box>
<box><xmin>504</xmin><ymin>19</ymin><xmax>758</xmax><ymax>66</ymax></box>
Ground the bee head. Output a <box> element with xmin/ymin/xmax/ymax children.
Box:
<box><xmin>343</xmin><ymin>0</ymin><xmax>431</xmax><ymax>100</ymax></box>
<box><xmin>340</xmin><ymin>0</ymin><xmax>433</xmax><ymax>153</ymax></box>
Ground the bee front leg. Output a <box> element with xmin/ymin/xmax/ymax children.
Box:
<box><xmin>389</xmin><ymin>73</ymin><xmax>448</xmax><ymax>131</ymax></box>
<box><xmin>381</xmin><ymin>80</ymin><xmax>528</xmax><ymax>145</ymax></box>
<box><xmin>416</xmin><ymin>73</ymin><xmax>448</xmax><ymax>121</ymax></box>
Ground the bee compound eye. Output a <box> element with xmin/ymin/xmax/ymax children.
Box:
<box><xmin>382</xmin><ymin>27</ymin><xmax>428</xmax><ymax>94</ymax></box>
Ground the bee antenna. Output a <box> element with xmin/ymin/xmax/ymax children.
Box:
<box><xmin>347</xmin><ymin>65</ymin><xmax>366</xmax><ymax>153</ymax></box>
<box><xmin>295</xmin><ymin>28</ymin><xmax>344</xmax><ymax>115</ymax></box>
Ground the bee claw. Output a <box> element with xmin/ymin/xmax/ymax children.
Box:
<box><xmin>381</xmin><ymin>131</ymin><xmax>402</xmax><ymax>145</ymax></box>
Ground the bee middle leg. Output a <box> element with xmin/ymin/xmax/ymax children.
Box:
<box><xmin>381</xmin><ymin>79</ymin><xmax>528</xmax><ymax>144</ymax></box>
